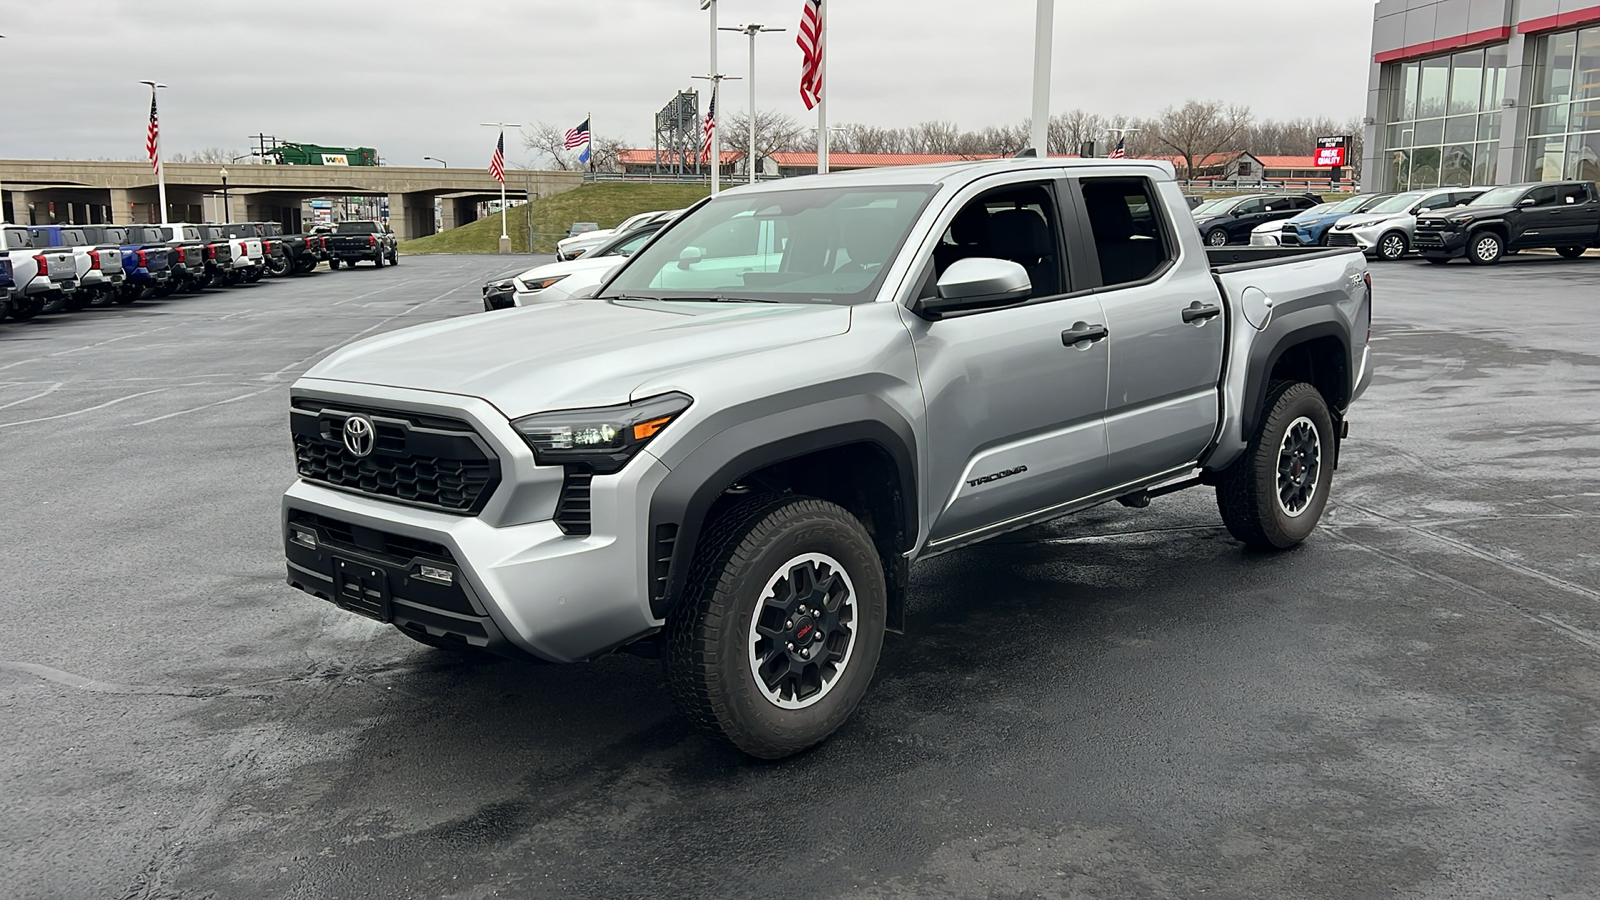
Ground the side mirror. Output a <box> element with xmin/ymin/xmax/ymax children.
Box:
<box><xmin>1518</xmin><ymin>197</ymin><xmax>1537</xmax><ymax>207</ymax></box>
<box><xmin>677</xmin><ymin>246</ymin><xmax>704</xmax><ymax>269</ymax></box>
<box><xmin>915</xmin><ymin>258</ymin><xmax>1031</xmax><ymax>320</ymax></box>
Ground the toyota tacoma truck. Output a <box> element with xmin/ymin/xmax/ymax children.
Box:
<box><xmin>282</xmin><ymin>159</ymin><xmax>1373</xmax><ymax>758</ymax></box>
<box><xmin>326</xmin><ymin>220</ymin><xmax>398</xmax><ymax>269</ymax></box>
<box><xmin>1</xmin><ymin>225</ymin><xmax>78</xmax><ymax>319</ymax></box>
<box><xmin>1414</xmin><ymin>180</ymin><xmax>1600</xmax><ymax>264</ymax></box>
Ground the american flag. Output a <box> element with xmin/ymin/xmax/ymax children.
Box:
<box><xmin>146</xmin><ymin>94</ymin><xmax>161</xmax><ymax>175</ymax></box>
<box><xmin>564</xmin><ymin>118</ymin><xmax>591</xmax><ymax>150</ymax></box>
<box><xmin>488</xmin><ymin>131</ymin><xmax>505</xmax><ymax>183</ymax></box>
<box><xmin>701</xmin><ymin>89</ymin><xmax>717</xmax><ymax>164</ymax></box>
<box><xmin>797</xmin><ymin>0</ymin><xmax>823</xmax><ymax>110</ymax></box>
<box><xmin>1109</xmin><ymin>136</ymin><xmax>1126</xmax><ymax>159</ymax></box>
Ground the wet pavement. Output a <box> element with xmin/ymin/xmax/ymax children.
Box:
<box><xmin>2</xmin><ymin>253</ymin><xmax>1597</xmax><ymax>899</ymax></box>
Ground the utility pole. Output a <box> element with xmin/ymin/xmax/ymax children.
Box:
<box><xmin>1031</xmin><ymin>0</ymin><xmax>1054</xmax><ymax>158</ymax></box>
<box><xmin>721</xmin><ymin>23</ymin><xmax>785</xmax><ymax>184</ymax></box>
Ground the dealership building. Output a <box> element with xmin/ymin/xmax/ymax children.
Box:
<box><xmin>1365</xmin><ymin>1</ymin><xmax>1600</xmax><ymax>190</ymax></box>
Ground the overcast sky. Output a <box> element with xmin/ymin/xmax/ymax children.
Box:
<box><xmin>2</xmin><ymin>0</ymin><xmax>1376</xmax><ymax>167</ymax></box>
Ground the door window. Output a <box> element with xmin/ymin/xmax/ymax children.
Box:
<box><xmin>930</xmin><ymin>182</ymin><xmax>1066</xmax><ymax>300</ymax></box>
<box><xmin>1418</xmin><ymin>193</ymin><xmax>1458</xmax><ymax>211</ymax></box>
<box><xmin>1526</xmin><ymin>185</ymin><xmax>1560</xmax><ymax>207</ymax></box>
<box><xmin>1078</xmin><ymin>177</ymin><xmax>1175</xmax><ymax>288</ymax></box>
<box><xmin>1232</xmin><ymin>198</ymin><xmax>1264</xmax><ymax>215</ymax></box>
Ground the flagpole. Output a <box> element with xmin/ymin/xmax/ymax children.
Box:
<box><xmin>481</xmin><ymin>122</ymin><xmax>521</xmax><ymax>254</ymax></box>
<box><xmin>817</xmin><ymin>1</ymin><xmax>828</xmax><ymax>175</ymax></box>
<box><xmin>707</xmin><ymin>0</ymin><xmax>721</xmax><ymax>195</ymax></box>
<box><xmin>1031</xmin><ymin>0</ymin><xmax>1054</xmax><ymax>157</ymax></box>
<box><xmin>140</xmin><ymin>80</ymin><xmax>169</xmax><ymax>224</ymax></box>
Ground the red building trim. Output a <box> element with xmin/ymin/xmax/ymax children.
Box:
<box><xmin>1517</xmin><ymin>5</ymin><xmax>1600</xmax><ymax>34</ymax></box>
<box><xmin>1374</xmin><ymin>26</ymin><xmax>1512</xmax><ymax>64</ymax></box>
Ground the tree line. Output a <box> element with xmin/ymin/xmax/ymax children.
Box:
<box><xmin>527</xmin><ymin>100</ymin><xmax>1365</xmax><ymax>180</ymax></box>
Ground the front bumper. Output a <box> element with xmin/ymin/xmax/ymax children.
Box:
<box><xmin>1329</xmin><ymin>227</ymin><xmax>1381</xmax><ymax>252</ymax></box>
<box><xmin>281</xmin><ymin>384</ymin><xmax>669</xmax><ymax>663</ymax></box>
<box><xmin>1413</xmin><ymin>227</ymin><xmax>1467</xmax><ymax>256</ymax></box>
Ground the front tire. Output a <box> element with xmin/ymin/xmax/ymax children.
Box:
<box><xmin>1376</xmin><ymin>231</ymin><xmax>1408</xmax><ymax>261</ymax></box>
<box><xmin>1206</xmin><ymin>229</ymin><xmax>1230</xmax><ymax>247</ymax></box>
<box><xmin>1557</xmin><ymin>246</ymin><xmax>1587</xmax><ymax>259</ymax></box>
<box><xmin>329</xmin><ymin>258</ymin><xmax>341</xmax><ymax>270</ymax></box>
<box><xmin>665</xmin><ymin>495</ymin><xmax>887</xmax><ymax>759</ymax></box>
<box><xmin>1425</xmin><ymin>256</ymin><xmax>1452</xmax><ymax>265</ymax></box>
<box><xmin>1467</xmin><ymin>231</ymin><xmax>1504</xmax><ymax>265</ymax></box>
<box><xmin>1216</xmin><ymin>381</ymin><xmax>1336</xmax><ymax>550</ymax></box>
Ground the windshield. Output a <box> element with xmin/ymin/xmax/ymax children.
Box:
<box><xmin>1364</xmin><ymin>191</ymin><xmax>1428</xmax><ymax>214</ymax></box>
<box><xmin>600</xmin><ymin>185</ymin><xmax>936</xmax><ymax>305</ymax></box>
<box><xmin>1190</xmin><ymin>198</ymin><xmax>1233</xmax><ymax>216</ymax></box>
<box><xmin>1290</xmin><ymin>203</ymin><xmax>1336</xmax><ymax>221</ymax></box>
<box><xmin>601</xmin><ymin>228</ymin><xmax>656</xmax><ymax>258</ymax></box>
<box><xmin>1470</xmin><ymin>186</ymin><xmax>1526</xmax><ymax>206</ymax></box>
<box><xmin>334</xmin><ymin>222</ymin><xmax>381</xmax><ymax>234</ymax></box>
<box><xmin>1326</xmin><ymin>194</ymin><xmax>1379</xmax><ymax>213</ymax></box>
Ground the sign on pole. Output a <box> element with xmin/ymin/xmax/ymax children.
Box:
<box><xmin>1313</xmin><ymin>135</ymin><xmax>1350</xmax><ymax>168</ymax></box>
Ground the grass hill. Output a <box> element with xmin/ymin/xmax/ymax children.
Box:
<box><xmin>400</xmin><ymin>183</ymin><xmax>710</xmax><ymax>254</ymax></box>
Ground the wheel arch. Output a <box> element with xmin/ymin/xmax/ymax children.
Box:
<box><xmin>1242</xmin><ymin>319</ymin><xmax>1351</xmax><ymax>441</ymax></box>
<box><xmin>648</xmin><ymin>397</ymin><xmax>917</xmax><ymax>631</ymax></box>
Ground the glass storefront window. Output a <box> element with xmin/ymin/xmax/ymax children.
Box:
<box><xmin>1383</xmin><ymin>47</ymin><xmax>1505</xmax><ymax>189</ymax></box>
<box><xmin>1526</xmin><ymin>27</ymin><xmax>1600</xmax><ymax>181</ymax></box>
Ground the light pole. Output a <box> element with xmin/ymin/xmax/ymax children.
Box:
<box><xmin>0</xmin><ymin>35</ymin><xmax>7</xmax><ymax>221</ymax></box>
<box><xmin>700</xmin><ymin>0</ymin><xmax>723</xmax><ymax>194</ymax></box>
<box><xmin>481</xmin><ymin>122</ymin><xmax>521</xmax><ymax>253</ymax></box>
<box><xmin>721</xmin><ymin>23</ymin><xmax>785</xmax><ymax>184</ymax></box>
<box><xmin>423</xmin><ymin>156</ymin><xmax>447</xmax><ymax>168</ymax></box>
<box><xmin>139</xmin><ymin>80</ymin><xmax>169</xmax><ymax>224</ymax></box>
<box><xmin>1030</xmin><ymin>0</ymin><xmax>1054</xmax><ymax>158</ymax></box>
<box><xmin>219</xmin><ymin>167</ymin><xmax>229</xmax><ymax>224</ymax></box>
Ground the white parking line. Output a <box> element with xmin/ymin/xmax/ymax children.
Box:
<box><xmin>0</xmin><ymin>388</ymin><xmax>169</xmax><ymax>430</ymax></box>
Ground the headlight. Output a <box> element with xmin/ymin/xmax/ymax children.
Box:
<box><xmin>484</xmin><ymin>280</ymin><xmax>514</xmax><ymax>294</ymax></box>
<box><xmin>516</xmin><ymin>274</ymin><xmax>568</xmax><ymax>292</ymax></box>
<box><xmin>511</xmin><ymin>392</ymin><xmax>693</xmax><ymax>474</ymax></box>
<box><xmin>1447</xmin><ymin>214</ymin><xmax>1475</xmax><ymax>225</ymax></box>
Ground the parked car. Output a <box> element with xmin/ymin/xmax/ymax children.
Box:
<box><xmin>122</xmin><ymin>224</ymin><xmax>208</xmax><ymax>293</ymax></box>
<box><xmin>281</xmin><ymin>157</ymin><xmax>1373</xmax><ymax>758</ymax></box>
<box><xmin>0</xmin><ymin>257</ymin><xmax>13</xmax><ymax>319</ymax></box>
<box><xmin>1414</xmin><ymin>181</ymin><xmax>1600</xmax><ymax>265</ymax></box>
<box><xmin>2</xmin><ymin>224</ymin><xmax>80</xmax><ymax>318</ymax></box>
<box><xmin>26</xmin><ymin>225</ymin><xmax>127</xmax><ymax>308</ymax></box>
<box><xmin>1273</xmin><ymin>193</ymin><xmax>1397</xmax><ymax>247</ymax></box>
<box><xmin>193</xmin><ymin>224</ymin><xmax>262</xmax><ymax>284</ymax></box>
<box><xmin>1190</xmin><ymin>193</ymin><xmax>1323</xmax><ymax>246</ymax></box>
<box><xmin>495</xmin><ymin>222</ymin><xmax>668</xmax><ymax>310</ymax></box>
<box><xmin>256</xmin><ymin>222</ymin><xmax>328</xmax><ymax>275</ymax></box>
<box><xmin>1249</xmin><ymin>202</ymin><xmax>1335</xmax><ymax>246</ymax></box>
<box><xmin>152</xmin><ymin>224</ymin><xmax>231</xmax><ymax>290</ymax></box>
<box><xmin>77</xmin><ymin>225</ymin><xmax>166</xmax><ymax>302</ymax></box>
<box><xmin>327</xmin><ymin>220</ymin><xmax>398</xmax><ymax>268</ymax></box>
<box><xmin>1327</xmin><ymin>187</ymin><xmax>1486</xmax><ymax>261</ymax></box>
<box><xmin>566</xmin><ymin>221</ymin><xmax>601</xmax><ymax>238</ymax></box>
<box><xmin>556</xmin><ymin>210</ymin><xmax>680</xmax><ymax>260</ymax></box>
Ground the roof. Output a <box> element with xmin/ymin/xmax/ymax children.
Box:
<box><xmin>768</xmin><ymin>151</ymin><xmax>1005</xmax><ymax>168</ymax></box>
<box><xmin>1256</xmin><ymin>156</ymin><xmax>1322</xmax><ymax>169</ymax></box>
<box><xmin>710</xmin><ymin>156</ymin><xmax>1179</xmax><ymax>196</ymax></box>
<box><xmin>617</xmin><ymin>148</ymin><xmax>743</xmax><ymax>165</ymax></box>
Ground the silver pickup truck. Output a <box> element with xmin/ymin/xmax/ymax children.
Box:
<box><xmin>282</xmin><ymin>158</ymin><xmax>1373</xmax><ymax>758</ymax></box>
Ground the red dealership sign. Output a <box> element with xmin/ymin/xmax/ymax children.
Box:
<box><xmin>1314</xmin><ymin>135</ymin><xmax>1350</xmax><ymax>168</ymax></box>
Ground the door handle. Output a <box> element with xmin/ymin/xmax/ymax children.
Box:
<box><xmin>1182</xmin><ymin>301</ymin><xmax>1223</xmax><ymax>323</ymax></box>
<box><xmin>1061</xmin><ymin>322</ymin><xmax>1108</xmax><ymax>346</ymax></box>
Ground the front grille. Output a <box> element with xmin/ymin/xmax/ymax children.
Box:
<box><xmin>291</xmin><ymin>400</ymin><xmax>500</xmax><ymax>515</ymax></box>
<box><xmin>287</xmin><ymin>511</ymin><xmax>478</xmax><ymax>617</ymax></box>
<box><xmin>555</xmin><ymin>469</ymin><xmax>594</xmax><ymax>535</ymax></box>
<box><xmin>1327</xmin><ymin>232</ymin><xmax>1359</xmax><ymax>247</ymax></box>
<box><xmin>1412</xmin><ymin>225</ymin><xmax>1447</xmax><ymax>248</ymax></box>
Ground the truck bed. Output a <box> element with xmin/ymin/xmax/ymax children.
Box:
<box><xmin>1206</xmin><ymin>245</ymin><xmax>1362</xmax><ymax>273</ymax></box>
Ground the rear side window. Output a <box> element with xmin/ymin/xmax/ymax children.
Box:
<box><xmin>1560</xmin><ymin>184</ymin><xmax>1590</xmax><ymax>204</ymax></box>
<box><xmin>1078</xmin><ymin>177</ymin><xmax>1174</xmax><ymax>288</ymax></box>
<box><xmin>1419</xmin><ymin>193</ymin><xmax>1457</xmax><ymax>211</ymax></box>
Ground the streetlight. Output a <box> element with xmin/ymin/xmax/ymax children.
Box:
<box><xmin>720</xmin><ymin>23</ymin><xmax>786</xmax><ymax>184</ymax></box>
<box><xmin>219</xmin><ymin>167</ymin><xmax>229</xmax><ymax>224</ymax></box>
<box><xmin>1</xmin><ymin>36</ymin><xmax>7</xmax><ymax>221</ymax></box>
<box><xmin>1030</xmin><ymin>0</ymin><xmax>1054</xmax><ymax>158</ymax></box>
<box><xmin>139</xmin><ymin>80</ymin><xmax>169</xmax><ymax>224</ymax></box>
<box><xmin>423</xmin><ymin>156</ymin><xmax>448</xmax><ymax>168</ymax></box>
<box><xmin>481</xmin><ymin>122</ymin><xmax>522</xmax><ymax>253</ymax></box>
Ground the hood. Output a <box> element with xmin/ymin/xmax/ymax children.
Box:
<box><xmin>303</xmin><ymin>299</ymin><xmax>853</xmax><ymax>417</ymax></box>
<box><xmin>1420</xmin><ymin>204</ymin><xmax>1513</xmax><ymax>220</ymax></box>
<box><xmin>515</xmin><ymin>254</ymin><xmax>626</xmax><ymax>282</ymax></box>
<box><xmin>1333</xmin><ymin>212</ymin><xmax>1409</xmax><ymax>229</ymax></box>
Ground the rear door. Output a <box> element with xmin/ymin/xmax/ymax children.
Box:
<box><xmin>1073</xmin><ymin>175</ymin><xmax>1226</xmax><ymax>487</ymax></box>
<box><xmin>1554</xmin><ymin>183</ymin><xmax>1600</xmax><ymax>242</ymax></box>
<box><xmin>907</xmin><ymin>174</ymin><xmax>1111</xmax><ymax>548</ymax></box>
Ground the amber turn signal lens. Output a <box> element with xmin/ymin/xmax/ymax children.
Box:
<box><xmin>633</xmin><ymin>416</ymin><xmax>674</xmax><ymax>441</ymax></box>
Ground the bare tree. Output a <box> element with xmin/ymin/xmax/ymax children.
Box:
<box><xmin>168</xmin><ymin>147</ymin><xmax>247</xmax><ymax>164</ymax></box>
<box><xmin>908</xmin><ymin>120</ymin><xmax>964</xmax><ymax>154</ymax></box>
<box><xmin>1146</xmin><ymin>101</ymin><xmax>1253</xmax><ymax>178</ymax></box>
<box><xmin>1050</xmin><ymin>110</ymin><xmax>1105</xmax><ymax>156</ymax></box>
<box><xmin>523</xmin><ymin>122</ymin><xmax>578</xmax><ymax>171</ymax></box>
<box><xmin>724</xmin><ymin>110</ymin><xmax>808</xmax><ymax>171</ymax></box>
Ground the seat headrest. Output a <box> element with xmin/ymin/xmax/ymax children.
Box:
<box><xmin>1081</xmin><ymin>186</ymin><xmax>1137</xmax><ymax>242</ymax></box>
<box><xmin>988</xmin><ymin>208</ymin><xmax>1051</xmax><ymax>260</ymax></box>
<box><xmin>949</xmin><ymin>205</ymin><xmax>991</xmax><ymax>246</ymax></box>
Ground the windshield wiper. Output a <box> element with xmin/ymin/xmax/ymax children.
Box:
<box><xmin>607</xmin><ymin>294</ymin><xmax>662</xmax><ymax>302</ymax></box>
<box><xmin>671</xmin><ymin>295</ymin><xmax>784</xmax><ymax>304</ymax></box>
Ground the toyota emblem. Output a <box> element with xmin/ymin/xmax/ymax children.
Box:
<box><xmin>342</xmin><ymin>415</ymin><xmax>375</xmax><ymax>458</ymax></box>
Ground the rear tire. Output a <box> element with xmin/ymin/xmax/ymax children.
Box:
<box><xmin>1425</xmin><ymin>256</ymin><xmax>1452</xmax><ymax>265</ymax></box>
<box><xmin>1557</xmin><ymin>246</ymin><xmax>1587</xmax><ymax>259</ymax></box>
<box><xmin>1216</xmin><ymin>381</ymin><xmax>1336</xmax><ymax>550</ymax></box>
<box><xmin>329</xmin><ymin>258</ymin><xmax>341</xmax><ymax>269</ymax></box>
<box><xmin>7</xmin><ymin>297</ymin><xmax>42</xmax><ymax>320</ymax></box>
<box><xmin>372</xmin><ymin>253</ymin><xmax>384</xmax><ymax>269</ymax></box>
<box><xmin>1466</xmin><ymin>231</ymin><xmax>1504</xmax><ymax>265</ymax></box>
<box><xmin>665</xmin><ymin>495</ymin><xmax>887</xmax><ymax>759</ymax></box>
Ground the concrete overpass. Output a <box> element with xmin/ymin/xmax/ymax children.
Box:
<box><xmin>0</xmin><ymin>160</ymin><xmax>584</xmax><ymax>240</ymax></box>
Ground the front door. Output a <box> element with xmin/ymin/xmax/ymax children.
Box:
<box><xmin>1073</xmin><ymin>176</ymin><xmax>1227</xmax><ymax>487</ymax></box>
<box><xmin>907</xmin><ymin>178</ymin><xmax>1111</xmax><ymax>548</ymax></box>
<box><xmin>1512</xmin><ymin>185</ymin><xmax>1563</xmax><ymax>246</ymax></box>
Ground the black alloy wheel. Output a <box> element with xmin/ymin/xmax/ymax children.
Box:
<box><xmin>666</xmin><ymin>495</ymin><xmax>887</xmax><ymax>759</ymax></box>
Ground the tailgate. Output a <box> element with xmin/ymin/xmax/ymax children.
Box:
<box><xmin>46</xmin><ymin>250</ymin><xmax>77</xmax><ymax>282</ymax></box>
<box><xmin>94</xmin><ymin>245</ymin><xmax>125</xmax><ymax>274</ymax></box>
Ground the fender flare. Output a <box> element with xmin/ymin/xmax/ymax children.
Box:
<box><xmin>1240</xmin><ymin>313</ymin><xmax>1351</xmax><ymax>441</ymax></box>
<box><xmin>646</xmin><ymin>394</ymin><xmax>917</xmax><ymax>620</ymax></box>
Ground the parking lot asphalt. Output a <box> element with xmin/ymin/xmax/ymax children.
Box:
<box><xmin>2</xmin><ymin>253</ymin><xmax>1598</xmax><ymax>900</ymax></box>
